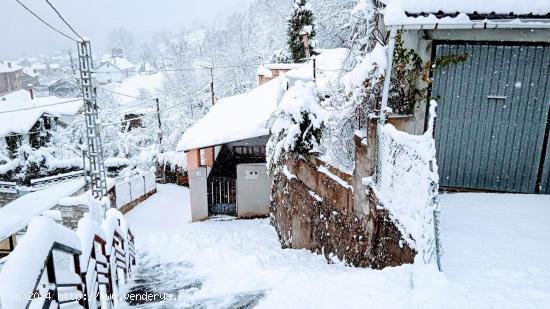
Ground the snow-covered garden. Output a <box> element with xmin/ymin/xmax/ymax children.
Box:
<box><xmin>124</xmin><ymin>184</ymin><xmax>550</xmax><ymax>308</ymax></box>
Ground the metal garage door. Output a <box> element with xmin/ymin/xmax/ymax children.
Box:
<box><xmin>432</xmin><ymin>42</ymin><xmax>550</xmax><ymax>193</ymax></box>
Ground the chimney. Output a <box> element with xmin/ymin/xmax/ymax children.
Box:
<box><xmin>28</xmin><ymin>85</ymin><xmax>34</xmax><ymax>100</ymax></box>
<box><xmin>7</xmin><ymin>62</ymin><xmax>12</xmax><ymax>69</ymax></box>
<box><xmin>301</xmin><ymin>32</ymin><xmax>311</xmax><ymax>60</ymax></box>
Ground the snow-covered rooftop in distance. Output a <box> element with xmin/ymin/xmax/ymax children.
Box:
<box><xmin>0</xmin><ymin>178</ymin><xmax>85</xmax><ymax>241</ymax></box>
<box><xmin>263</xmin><ymin>63</ymin><xmax>306</xmax><ymax>70</ymax></box>
<box><xmin>0</xmin><ymin>61</ymin><xmax>22</xmax><ymax>73</ymax></box>
<box><xmin>380</xmin><ymin>0</ymin><xmax>550</xmax><ymax>15</ymax></box>
<box><xmin>177</xmin><ymin>48</ymin><xmax>349</xmax><ymax>152</ymax></box>
<box><xmin>30</xmin><ymin>63</ymin><xmax>47</xmax><ymax>70</ymax></box>
<box><xmin>0</xmin><ymin>90</ymin><xmax>82</xmax><ymax>137</ymax></box>
<box><xmin>98</xmin><ymin>56</ymin><xmax>136</xmax><ymax>71</ymax></box>
<box><xmin>257</xmin><ymin>65</ymin><xmax>273</xmax><ymax>77</ymax></box>
<box><xmin>22</xmin><ymin>67</ymin><xmax>39</xmax><ymax>77</ymax></box>
<box><xmin>285</xmin><ymin>48</ymin><xmax>349</xmax><ymax>91</ymax></box>
<box><xmin>102</xmin><ymin>72</ymin><xmax>165</xmax><ymax>114</ymax></box>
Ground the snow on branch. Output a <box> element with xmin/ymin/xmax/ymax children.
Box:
<box><xmin>267</xmin><ymin>81</ymin><xmax>327</xmax><ymax>174</ymax></box>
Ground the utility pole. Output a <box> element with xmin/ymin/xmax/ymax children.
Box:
<box><xmin>155</xmin><ymin>98</ymin><xmax>163</xmax><ymax>146</ymax></box>
<box><xmin>77</xmin><ymin>39</ymin><xmax>108</xmax><ymax>202</ymax></box>
<box><xmin>209</xmin><ymin>66</ymin><xmax>215</xmax><ymax>106</ymax></box>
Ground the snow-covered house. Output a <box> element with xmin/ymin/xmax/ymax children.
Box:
<box><xmin>21</xmin><ymin>67</ymin><xmax>40</xmax><ymax>87</ymax></box>
<box><xmin>47</xmin><ymin>78</ymin><xmax>79</xmax><ymax>97</ymax></box>
<box><xmin>177</xmin><ymin>78</ymin><xmax>281</xmax><ymax>221</ymax></box>
<box><xmin>177</xmin><ymin>49</ymin><xmax>348</xmax><ymax>222</ymax></box>
<box><xmin>378</xmin><ymin>0</ymin><xmax>550</xmax><ymax>194</ymax></box>
<box><xmin>0</xmin><ymin>90</ymin><xmax>82</xmax><ymax>157</ymax></box>
<box><xmin>257</xmin><ymin>63</ymin><xmax>305</xmax><ymax>85</ymax></box>
<box><xmin>96</xmin><ymin>49</ymin><xmax>136</xmax><ymax>84</ymax></box>
<box><xmin>30</xmin><ymin>63</ymin><xmax>48</xmax><ymax>75</ymax></box>
<box><xmin>0</xmin><ymin>61</ymin><xmax>23</xmax><ymax>96</ymax></box>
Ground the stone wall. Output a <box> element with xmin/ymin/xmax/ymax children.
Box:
<box><xmin>270</xmin><ymin>116</ymin><xmax>418</xmax><ymax>268</ymax></box>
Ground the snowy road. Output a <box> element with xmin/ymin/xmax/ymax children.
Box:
<box><xmin>124</xmin><ymin>184</ymin><xmax>550</xmax><ymax>309</ymax></box>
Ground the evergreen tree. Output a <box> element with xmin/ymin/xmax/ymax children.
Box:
<box><xmin>287</xmin><ymin>0</ymin><xmax>316</xmax><ymax>62</ymax></box>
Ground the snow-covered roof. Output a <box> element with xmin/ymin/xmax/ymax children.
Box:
<box><xmin>257</xmin><ymin>65</ymin><xmax>273</xmax><ymax>77</ymax></box>
<box><xmin>0</xmin><ymin>61</ymin><xmax>22</xmax><ymax>73</ymax></box>
<box><xmin>31</xmin><ymin>63</ymin><xmax>47</xmax><ymax>70</ymax></box>
<box><xmin>98</xmin><ymin>56</ymin><xmax>136</xmax><ymax>71</ymax></box>
<box><xmin>264</xmin><ymin>63</ymin><xmax>306</xmax><ymax>70</ymax></box>
<box><xmin>102</xmin><ymin>72</ymin><xmax>164</xmax><ymax>113</ymax></box>
<box><xmin>0</xmin><ymin>178</ymin><xmax>85</xmax><ymax>241</ymax></box>
<box><xmin>383</xmin><ymin>0</ymin><xmax>550</xmax><ymax>29</ymax></box>
<box><xmin>22</xmin><ymin>67</ymin><xmax>39</xmax><ymax>78</ymax></box>
<box><xmin>177</xmin><ymin>48</ymin><xmax>349</xmax><ymax>152</ymax></box>
<box><xmin>177</xmin><ymin>77</ymin><xmax>283</xmax><ymax>151</ymax></box>
<box><xmin>0</xmin><ymin>90</ymin><xmax>82</xmax><ymax>137</ymax></box>
<box><xmin>285</xmin><ymin>48</ymin><xmax>349</xmax><ymax>92</ymax></box>
<box><xmin>380</xmin><ymin>0</ymin><xmax>550</xmax><ymax>16</ymax></box>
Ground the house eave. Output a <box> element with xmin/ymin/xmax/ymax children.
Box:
<box><xmin>386</xmin><ymin>18</ymin><xmax>550</xmax><ymax>30</ymax></box>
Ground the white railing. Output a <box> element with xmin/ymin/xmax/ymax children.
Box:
<box><xmin>372</xmin><ymin>101</ymin><xmax>441</xmax><ymax>267</ymax></box>
<box><xmin>0</xmin><ymin>208</ymin><xmax>135</xmax><ymax>309</ymax></box>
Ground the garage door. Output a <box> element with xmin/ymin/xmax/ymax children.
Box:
<box><xmin>432</xmin><ymin>42</ymin><xmax>550</xmax><ymax>193</ymax></box>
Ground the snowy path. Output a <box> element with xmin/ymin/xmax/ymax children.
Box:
<box><xmin>124</xmin><ymin>184</ymin><xmax>550</xmax><ymax>308</ymax></box>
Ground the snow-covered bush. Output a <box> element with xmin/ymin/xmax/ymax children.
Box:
<box><xmin>0</xmin><ymin>145</ymin><xmax>81</xmax><ymax>185</ymax></box>
<box><xmin>267</xmin><ymin>81</ymin><xmax>326</xmax><ymax>174</ymax></box>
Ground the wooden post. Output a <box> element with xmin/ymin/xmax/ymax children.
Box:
<box><xmin>209</xmin><ymin>67</ymin><xmax>215</xmax><ymax>106</ymax></box>
<box><xmin>155</xmin><ymin>98</ymin><xmax>163</xmax><ymax>146</ymax></box>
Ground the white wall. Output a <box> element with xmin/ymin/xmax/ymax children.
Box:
<box><xmin>236</xmin><ymin>163</ymin><xmax>271</xmax><ymax>218</ymax></box>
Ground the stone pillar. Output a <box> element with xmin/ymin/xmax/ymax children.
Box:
<box><xmin>352</xmin><ymin>118</ymin><xmax>377</xmax><ymax>216</ymax></box>
<box><xmin>188</xmin><ymin>167</ymin><xmax>209</xmax><ymax>221</ymax></box>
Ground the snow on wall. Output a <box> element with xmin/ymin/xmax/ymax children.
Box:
<box><xmin>115</xmin><ymin>170</ymin><xmax>157</xmax><ymax>208</ymax></box>
<box><xmin>0</xmin><ymin>179</ymin><xmax>85</xmax><ymax>241</ymax></box>
<box><xmin>372</xmin><ymin>101</ymin><xmax>440</xmax><ymax>264</ymax></box>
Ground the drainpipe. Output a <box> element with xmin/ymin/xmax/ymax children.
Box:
<box><xmin>374</xmin><ymin>29</ymin><xmax>398</xmax><ymax>184</ymax></box>
<box><xmin>379</xmin><ymin>28</ymin><xmax>398</xmax><ymax>124</ymax></box>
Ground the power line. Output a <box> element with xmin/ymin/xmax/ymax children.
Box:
<box><xmin>0</xmin><ymin>98</ymin><xmax>82</xmax><ymax>114</ymax></box>
<box><xmin>96</xmin><ymin>86</ymin><xmax>141</xmax><ymax>99</ymax></box>
<box><xmin>14</xmin><ymin>0</ymin><xmax>78</xmax><ymax>42</ymax></box>
<box><xmin>44</xmin><ymin>0</ymin><xmax>84</xmax><ymax>41</ymax></box>
<box><xmin>101</xmin><ymin>100</ymin><xmax>190</xmax><ymax>127</ymax></box>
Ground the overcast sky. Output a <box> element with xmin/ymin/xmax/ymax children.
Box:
<box><xmin>0</xmin><ymin>0</ymin><xmax>253</xmax><ymax>59</ymax></box>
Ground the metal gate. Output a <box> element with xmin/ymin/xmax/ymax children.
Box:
<box><xmin>432</xmin><ymin>42</ymin><xmax>550</xmax><ymax>193</ymax></box>
<box><xmin>207</xmin><ymin>177</ymin><xmax>237</xmax><ymax>215</ymax></box>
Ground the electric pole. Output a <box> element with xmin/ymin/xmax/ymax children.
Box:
<box><xmin>77</xmin><ymin>39</ymin><xmax>108</xmax><ymax>202</ymax></box>
<box><xmin>209</xmin><ymin>66</ymin><xmax>215</xmax><ymax>106</ymax></box>
<box><xmin>155</xmin><ymin>98</ymin><xmax>163</xmax><ymax>146</ymax></box>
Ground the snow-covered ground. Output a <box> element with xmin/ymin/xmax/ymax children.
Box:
<box><xmin>125</xmin><ymin>185</ymin><xmax>550</xmax><ymax>308</ymax></box>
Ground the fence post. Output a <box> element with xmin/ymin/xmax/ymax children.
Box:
<box><xmin>73</xmin><ymin>254</ymin><xmax>89</xmax><ymax>309</ymax></box>
<box><xmin>128</xmin><ymin>180</ymin><xmax>132</xmax><ymax>204</ymax></box>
